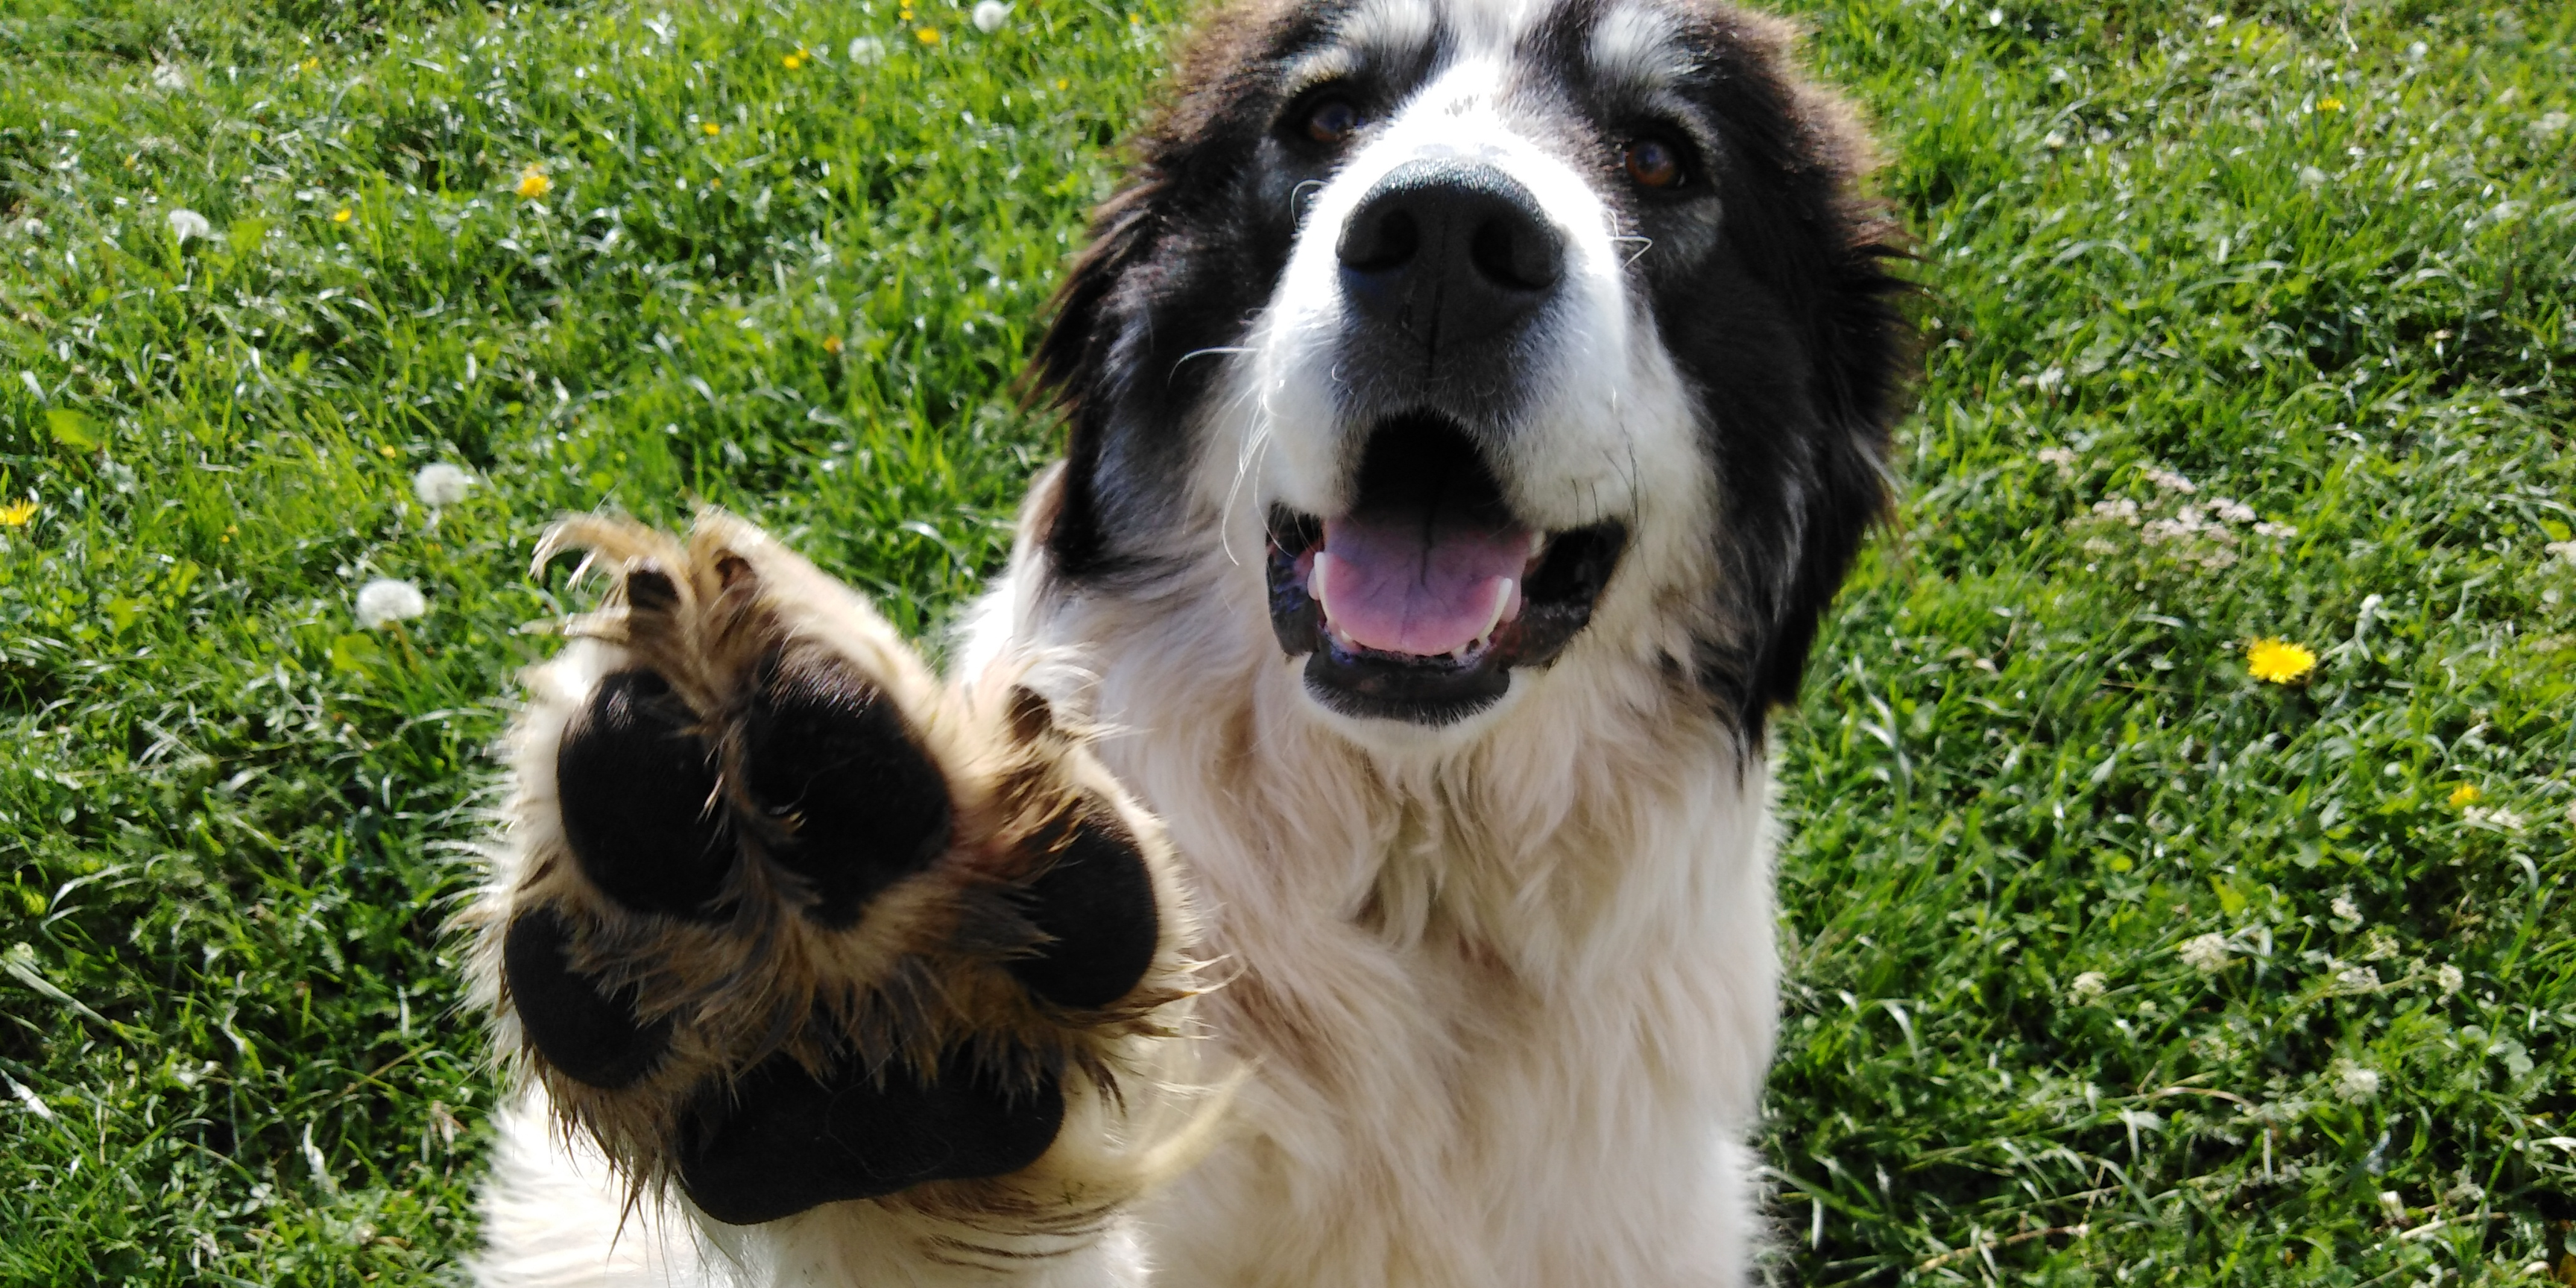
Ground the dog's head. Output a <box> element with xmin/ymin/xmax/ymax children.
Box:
<box><xmin>1033</xmin><ymin>0</ymin><xmax>1913</xmax><ymax>745</ymax></box>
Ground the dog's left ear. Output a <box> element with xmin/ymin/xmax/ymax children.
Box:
<box><xmin>1709</xmin><ymin>26</ymin><xmax>1921</xmax><ymax>733</ymax></box>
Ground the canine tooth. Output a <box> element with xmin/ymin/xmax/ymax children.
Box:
<box><xmin>1309</xmin><ymin>551</ymin><xmax>1336</xmax><ymax>614</ymax></box>
<box><xmin>1480</xmin><ymin>578</ymin><xmax>1515</xmax><ymax>638</ymax></box>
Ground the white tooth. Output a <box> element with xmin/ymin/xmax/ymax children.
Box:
<box><xmin>1483</xmin><ymin>578</ymin><xmax>1514</xmax><ymax>637</ymax></box>
<box><xmin>1309</xmin><ymin>551</ymin><xmax>1335</xmax><ymax>619</ymax></box>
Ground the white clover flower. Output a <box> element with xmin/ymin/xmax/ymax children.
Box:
<box><xmin>2252</xmin><ymin>520</ymin><xmax>2299</xmax><ymax>539</ymax></box>
<box><xmin>2298</xmin><ymin>165</ymin><xmax>2328</xmax><ymax>187</ymax></box>
<box><xmin>2042</xmin><ymin>130</ymin><xmax>2068</xmax><ymax>150</ymax></box>
<box><xmin>167</xmin><ymin>208</ymin><xmax>212</xmax><ymax>242</ymax></box>
<box><xmin>2335</xmin><ymin>965</ymin><xmax>2381</xmax><ymax>993</ymax></box>
<box><xmin>2330</xmin><ymin>894</ymin><xmax>2362</xmax><ymax>925</ymax></box>
<box><xmin>2462</xmin><ymin>805</ymin><xmax>2525</xmax><ymax>832</ymax></box>
<box><xmin>2179</xmin><ymin>933</ymin><xmax>2231</xmax><ymax>973</ymax></box>
<box><xmin>2434</xmin><ymin>963</ymin><xmax>2464</xmax><ymax>997</ymax></box>
<box><xmin>2092</xmin><ymin>498</ymin><xmax>2141</xmax><ymax>525</ymax></box>
<box><xmin>847</xmin><ymin>35</ymin><xmax>886</xmax><ymax>63</ymax></box>
<box><xmin>2069</xmin><ymin>971</ymin><xmax>2109</xmax><ymax>1004</ymax></box>
<box><xmin>412</xmin><ymin>462</ymin><xmax>475</xmax><ymax>507</ymax></box>
<box><xmin>152</xmin><ymin>63</ymin><xmax>188</xmax><ymax>92</ymax></box>
<box><xmin>356</xmin><ymin>578</ymin><xmax>428</xmax><ymax>629</ymax></box>
<box><xmin>2142</xmin><ymin>467</ymin><xmax>2197</xmax><ymax>494</ymax></box>
<box><xmin>970</xmin><ymin>1</ymin><xmax>1011</xmax><ymax>31</ymax></box>
<box><xmin>2209</xmin><ymin>497</ymin><xmax>2256</xmax><ymax>524</ymax></box>
<box><xmin>2545</xmin><ymin>540</ymin><xmax>2576</xmax><ymax>566</ymax></box>
<box><xmin>2333</xmin><ymin>1063</ymin><xmax>2381</xmax><ymax>1102</ymax></box>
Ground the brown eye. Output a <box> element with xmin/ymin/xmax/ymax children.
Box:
<box><xmin>1623</xmin><ymin>137</ymin><xmax>1685</xmax><ymax>189</ymax></box>
<box><xmin>1305</xmin><ymin>98</ymin><xmax>1363</xmax><ymax>145</ymax></box>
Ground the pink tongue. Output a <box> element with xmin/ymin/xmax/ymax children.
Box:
<box><xmin>1315</xmin><ymin>510</ymin><xmax>1532</xmax><ymax>657</ymax></box>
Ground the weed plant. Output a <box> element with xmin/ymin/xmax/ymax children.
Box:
<box><xmin>0</xmin><ymin>0</ymin><xmax>2566</xmax><ymax>1284</ymax></box>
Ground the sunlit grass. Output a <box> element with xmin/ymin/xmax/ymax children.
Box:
<box><xmin>0</xmin><ymin>0</ymin><xmax>2566</xmax><ymax>1284</ymax></box>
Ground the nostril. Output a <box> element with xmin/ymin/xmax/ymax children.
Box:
<box><xmin>1339</xmin><ymin>207</ymin><xmax>1420</xmax><ymax>272</ymax></box>
<box><xmin>1469</xmin><ymin>216</ymin><xmax>1562</xmax><ymax>292</ymax></box>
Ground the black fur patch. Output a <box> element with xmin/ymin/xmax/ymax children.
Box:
<box><xmin>1008</xmin><ymin>815</ymin><xmax>1160</xmax><ymax>1010</ymax></box>
<box><xmin>555</xmin><ymin>669</ymin><xmax>733</xmax><ymax>921</ymax></box>
<box><xmin>502</xmin><ymin>909</ymin><xmax>673</xmax><ymax>1089</ymax></box>
<box><xmin>676</xmin><ymin>1050</ymin><xmax>1065</xmax><ymax>1225</ymax></box>
<box><xmin>740</xmin><ymin>649</ymin><xmax>954</xmax><ymax>928</ymax></box>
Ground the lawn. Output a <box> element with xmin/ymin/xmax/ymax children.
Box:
<box><xmin>0</xmin><ymin>0</ymin><xmax>2567</xmax><ymax>1283</ymax></box>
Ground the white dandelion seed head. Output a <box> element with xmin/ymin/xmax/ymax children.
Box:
<box><xmin>356</xmin><ymin>578</ymin><xmax>428</xmax><ymax>629</ymax></box>
<box><xmin>847</xmin><ymin>35</ymin><xmax>886</xmax><ymax>63</ymax></box>
<box><xmin>2434</xmin><ymin>963</ymin><xmax>2464</xmax><ymax>997</ymax></box>
<box><xmin>411</xmin><ymin>463</ymin><xmax>475</xmax><ymax>507</ymax></box>
<box><xmin>970</xmin><ymin>1</ymin><xmax>1011</xmax><ymax>32</ymax></box>
<box><xmin>167</xmin><ymin>208</ymin><xmax>212</xmax><ymax>242</ymax></box>
<box><xmin>2069</xmin><ymin>971</ymin><xmax>2109</xmax><ymax>1003</ymax></box>
<box><xmin>2332</xmin><ymin>1063</ymin><xmax>2381</xmax><ymax>1102</ymax></box>
<box><xmin>2179</xmin><ymin>933</ymin><xmax>2232</xmax><ymax>973</ymax></box>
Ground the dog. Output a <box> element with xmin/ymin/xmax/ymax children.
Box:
<box><xmin>463</xmin><ymin>0</ymin><xmax>1911</xmax><ymax>1282</ymax></box>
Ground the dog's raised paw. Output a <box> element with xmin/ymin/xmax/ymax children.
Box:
<box><xmin>468</xmin><ymin>511</ymin><xmax>1191</xmax><ymax>1226</ymax></box>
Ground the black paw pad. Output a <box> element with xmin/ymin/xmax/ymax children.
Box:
<box><xmin>503</xmin><ymin>909</ymin><xmax>673</xmax><ymax>1089</ymax></box>
<box><xmin>1008</xmin><ymin>815</ymin><xmax>1159</xmax><ymax>1010</ymax></box>
<box><xmin>556</xmin><ymin>669</ymin><xmax>731</xmax><ymax>921</ymax></box>
<box><xmin>741</xmin><ymin>650</ymin><xmax>953</xmax><ymax>928</ymax></box>
<box><xmin>676</xmin><ymin>1050</ymin><xmax>1064</xmax><ymax>1225</ymax></box>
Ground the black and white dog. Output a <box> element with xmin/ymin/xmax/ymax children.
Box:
<box><xmin>467</xmin><ymin>0</ymin><xmax>1910</xmax><ymax>1282</ymax></box>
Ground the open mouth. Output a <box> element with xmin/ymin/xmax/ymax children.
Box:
<box><xmin>1265</xmin><ymin>414</ymin><xmax>1626</xmax><ymax>726</ymax></box>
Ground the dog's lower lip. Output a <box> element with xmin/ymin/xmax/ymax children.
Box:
<box><xmin>1265</xmin><ymin>505</ymin><xmax>1627</xmax><ymax>724</ymax></box>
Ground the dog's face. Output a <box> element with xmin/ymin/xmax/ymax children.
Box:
<box><xmin>1035</xmin><ymin>0</ymin><xmax>1912</xmax><ymax>743</ymax></box>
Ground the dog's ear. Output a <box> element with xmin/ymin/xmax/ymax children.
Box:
<box><xmin>1027</xmin><ymin>179</ymin><xmax>1169</xmax><ymax>578</ymax></box>
<box><xmin>1744</xmin><ymin>201</ymin><xmax>1915</xmax><ymax>721</ymax></box>
<box><xmin>1688</xmin><ymin>18</ymin><xmax>1919</xmax><ymax>738</ymax></box>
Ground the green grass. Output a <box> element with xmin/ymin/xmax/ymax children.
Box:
<box><xmin>0</xmin><ymin>0</ymin><xmax>2565</xmax><ymax>1284</ymax></box>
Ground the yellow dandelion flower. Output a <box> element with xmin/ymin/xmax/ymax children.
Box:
<box><xmin>783</xmin><ymin>54</ymin><xmax>804</xmax><ymax>69</ymax></box>
<box><xmin>2447</xmin><ymin>783</ymin><xmax>2480</xmax><ymax>809</ymax></box>
<box><xmin>2244</xmin><ymin>637</ymin><xmax>2317</xmax><ymax>685</ymax></box>
<box><xmin>332</xmin><ymin>207</ymin><xmax>352</xmax><ymax>224</ymax></box>
<box><xmin>915</xmin><ymin>26</ymin><xmax>941</xmax><ymax>42</ymax></box>
<box><xmin>821</xmin><ymin>335</ymin><xmax>844</xmax><ymax>354</ymax></box>
<box><xmin>302</xmin><ymin>57</ymin><xmax>320</xmax><ymax>72</ymax></box>
<box><xmin>2317</xmin><ymin>96</ymin><xmax>2344</xmax><ymax>113</ymax></box>
<box><xmin>1055</xmin><ymin>78</ymin><xmax>1069</xmax><ymax>90</ymax></box>
<box><xmin>708</xmin><ymin>177</ymin><xmax>722</xmax><ymax>189</ymax></box>
<box><xmin>702</xmin><ymin>122</ymin><xmax>722</xmax><ymax>136</ymax></box>
<box><xmin>378</xmin><ymin>445</ymin><xmax>399</xmax><ymax>459</ymax></box>
<box><xmin>0</xmin><ymin>499</ymin><xmax>38</xmax><ymax>528</ymax></box>
<box><xmin>516</xmin><ymin>165</ymin><xmax>552</xmax><ymax>199</ymax></box>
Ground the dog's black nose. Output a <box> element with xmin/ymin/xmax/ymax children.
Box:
<box><xmin>1337</xmin><ymin>160</ymin><xmax>1563</xmax><ymax>353</ymax></box>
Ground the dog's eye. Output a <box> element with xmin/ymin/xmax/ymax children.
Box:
<box><xmin>1303</xmin><ymin>98</ymin><xmax>1364</xmax><ymax>146</ymax></box>
<box><xmin>1622</xmin><ymin>137</ymin><xmax>1686</xmax><ymax>189</ymax></box>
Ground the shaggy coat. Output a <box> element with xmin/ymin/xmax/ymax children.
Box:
<box><xmin>467</xmin><ymin>0</ymin><xmax>1912</xmax><ymax>1283</ymax></box>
